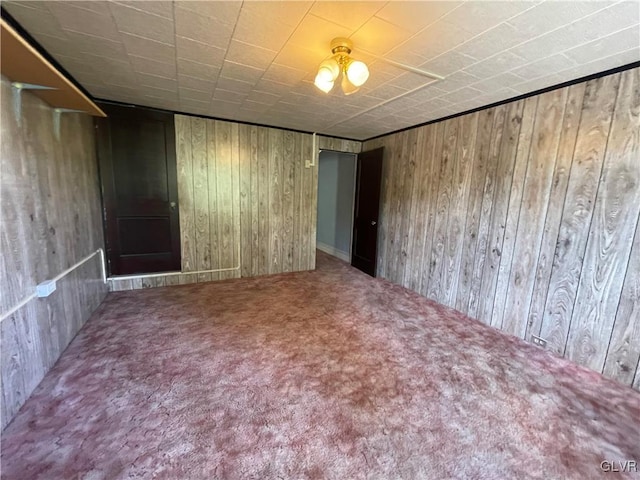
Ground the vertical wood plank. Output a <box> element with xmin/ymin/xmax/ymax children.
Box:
<box><xmin>396</xmin><ymin>129</ymin><xmax>418</xmax><ymax>285</ymax></box>
<box><xmin>206</xmin><ymin>119</ymin><xmax>220</xmax><ymax>281</ymax></box>
<box><xmin>216</xmin><ymin>121</ymin><xmax>234</xmax><ymax>280</ymax></box>
<box><xmin>292</xmin><ymin>133</ymin><xmax>303</xmax><ymax>272</ymax></box>
<box><xmin>419</xmin><ymin>123</ymin><xmax>445</xmax><ymax>298</ymax></box>
<box><xmin>525</xmin><ymin>83</ymin><xmax>586</xmax><ymax>341</ymax></box>
<box><xmin>501</xmin><ymin>88</ymin><xmax>567</xmax><ymax>338</ymax></box>
<box><xmin>455</xmin><ymin>109</ymin><xmax>493</xmax><ymax>312</ymax></box>
<box><xmin>427</xmin><ymin>118</ymin><xmax>458</xmax><ymax>303</ymax></box>
<box><xmin>282</xmin><ymin>130</ymin><xmax>295</xmax><ymax>273</ymax></box>
<box><xmin>603</xmin><ymin>221</ymin><xmax>639</xmax><ymax>384</ymax></box>
<box><xmin>443</xmin><ymin>113</ymin><xmax>479</xmax><ymax>307</ymax></box>
<box><xmin>230</xmin><ymin>123</ymin><xmax>241</xmax><ymax>279</ymax></box>
<box><xmin>539</xmin><ymin>75</ymin><xmax>620</xmax><ymax>354</ymax></box>
<box><xmin>192</xmin><ymin>117</ymin><xmax>211</xmax><ymax>283</ymax></box>
<box><xmin>175</xmin><ymin>115</ymin><xmax>195</xmax><ymax>272</ymax></box>
<box><xmin>566</xmin><ymin>68</ymin><xmax>640</xmax><ymax>371</ymax></box>
<box><xmin>468</xmin><ymin>106</ymin><xmax>507</xmax><ymax>318</ymax></box>
<box><xmin>376</xmin><ymin>135</ymin><xmax>395</xmax><ymax>279</ymax></box>
<box><xmin>257</xmin><ymin>128</ymin><xmax>270</xmax><ymax>274</ymax></box>
<box><xmin>403</xmin><ymin>127</ymin><xmax>426</xmax><ymax>289</ymax></box>
<box><xmin>476</xmin><ymin>101</ymin><xmax>523</xmax><ymax>323</ymax></box>
<box><xmin>268</xmin><ymin>129</ymin><xmax>283</xmax><ymax>274</ymax></box>
<box><xmin>249</xmin><ymin>126</ymin><xmax>260</xmax><ymax>277</ymax></box>
<box><xmin>490</xmin><ymin>96</ymin><xmax>538</xmax><ymax>328</ymax></box>
<box><xmin>238</xmin><ymin>124</ymin><xmax>252</xmax><ymax>278</ymax></box>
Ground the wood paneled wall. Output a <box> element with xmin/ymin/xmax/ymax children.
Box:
<box><xmin>1</xmin><ymin>77</ymin><xmax>107</xmax><ymax>430</ymax></box>
<box><xmin>110</xmin><ymin>117</ymin><xmax>361</xmax><ymax>290</ymax></box>
<box><xmin>364</xmin><ymin>67</ymin><xmax>640</xmax><ymax>389</ymax></box>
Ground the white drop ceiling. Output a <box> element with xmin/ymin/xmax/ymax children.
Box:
<box><xmin>4</xmin><ymin>1</ymin><xmax>639</xmax><ymax>140</ymax></box>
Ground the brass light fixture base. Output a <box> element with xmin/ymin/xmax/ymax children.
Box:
<box><xmin>330</xmin><ymin>37</ymin><xmax>353</xmax><ymax>55</ymax></box>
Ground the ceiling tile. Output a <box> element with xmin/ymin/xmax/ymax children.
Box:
<box><xmin>48</xmin><ymin>2</ymin><xmax>120</xmax><ymax>41</ymax></box>
<box><xmin>513</xmin><ymin>53</ymin><xmax>577</xmax><ymax>80</ymax></box>
<box><xmin>178</xmin><ymin>74</ymin><xmax>217</xmax><ymax>92</ymax></box>
<box><xmin>463</xmin><ymin>51</ymin><xmax>529</xmax><ymax>79</ymax></box>
<box><xmin>234</xmin><ymin>9</ymin><xmax>301</xmax><ymax>51</ymax></box>
<box><xmin>176</xmin><ymin>36</ymin><xmax>226</xmax><ymax>66</ymax></box>
<box><xmin>177</xmin><ymin>58</ymin><xmax>221</xmax><ymax>80</ymax></box>
<box><xmin>216</xmin><ymin>77</ymin><xmax>255</xmax><ymax>94</ymax></box>
<box><xmin>261</xmin><ymin>64</ymin><xmax>307</xmax><ymax>86</ymax></box>
<box><xmin>179</xmin><ymin>88</ymin><xmax>211</xmax><ymax>103</ymax></box>
<box><xmin>220</xmin><ymin>61</ymin><xmax>265</xmax><ymax>84</ymax></box>
<box><xmin>129</xmin><ymin>54</ymin><xmax>176</xmax><ymax>78</ymax></box>
<box><xmin>137</xmin><ymin>73</ymin><xmax>178</xmax><ymax>91</ymax></box>
<box><xmin>402</xmin><ymin>20</ymin><xmax>475</xmax><ymax>60</ymax></box>
<box><xmin>310</xmin><ymin>1</ymin><xmax>385</xmax><ymax>30</ymax></box>
<box><xmin>225</xmin><ymin>40</ymin><xmax>278</xmax><ymax>70</ymax></box>
<box><xmin>420</xmin><ymin>51</ymin><xmax>476</xmax><ymax>76</ymax></box>
<box><xmin>287</xmin><ymin>14</ymin><xmax>352</xmax><ymax>54</ymax></box>
<box><xmin>174</xmin><ymin>6</ymin><xmax>234</xmax><ymax>47</ymax></box>
<box><xmin>562</xmin><ymin>25</ymin><xmax>640</xmax><ymax>65</ymax></box>
<box><xmin>454</xmin><ymin>23</ymin><xmax>538</xmax><ymax>61</ymax></box>
<box><xmin>63</xmin><ymin>31</ymin><xmax>128</xmax><ymax>60</ymax></box>
<box><xmin>176</xmin><ymin>1</ymin><xmax>242</xmax><ymax>25</ymax></box>
<box><xmin>109</xmin><ymin>2</ymin><xmax>174</xmax><ymax>44</ymax></box>
<box><xmin>441</xmin><ymin>1</ymin><xmax>538</xmax><ymax>36</ymax></box>
<box><xmin>350</xmin><ymin>16</ymin><xmax>414</xmax><ymax>56</ymax></box>
<box><xmin>112</xmin><ymin>1</ymin><xmax>174</xmax><ymax>20</ymax></box>
<box><xmin>506</xmin><ymin>1</ymin><xmax>614</xmax><ymax>39</ymax></box>
<box><xmin>121</xmin><ymin>33</ymin><xmax>175</xmax><ymax>60</ymax></box>
<box><xmin>375</xmin><ymin>1</ymin><xmax>462</xmax><ymax>33</ymax></box>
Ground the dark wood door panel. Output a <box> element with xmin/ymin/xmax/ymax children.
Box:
<box><xmin>351</xmin><ymin>147</ymin><xmax>384</xmax><ymax>276</ymax></box>
<box><xmin>96</xmin><ymin>103</ymin><xmax>181</xmax><ymax>276</ymax></box>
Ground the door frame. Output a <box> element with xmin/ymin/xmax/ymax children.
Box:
<box><xmin>316</xmin><ymin>149</ymin><xmax>358</xmax><ymax>263</ymax></box>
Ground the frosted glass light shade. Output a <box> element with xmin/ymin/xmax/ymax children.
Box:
<box><xmin>341</xmin><ymin>74</ymin><xmax>359</xmax><ymax>95</ymax></box>
<box><xmin>314</xmin><ymin>73</ymin><xmax>334</xmax><ymax>93</ymax></box>
<box><xmin>319</xmin><ymin>58</ymin><xmax>340</xmax><ymax>81</ymax></box>
<box><xmin>346</xmin><ymin>60</ymin><xmax>369</xmax><ymax>87</ymax></box>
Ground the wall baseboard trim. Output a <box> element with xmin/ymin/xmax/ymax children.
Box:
<box><xmin>317</xmin><ymin>242</ymin><xmax>350</xmax><ymax>262</ymax></box>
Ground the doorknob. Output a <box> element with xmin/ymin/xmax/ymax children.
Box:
<box><xmin>170</xmin><ymin>201</ymin><xmax>177</xmax><ymax>211</ymax></box>
<box><xmin>371</xmin><ymin>220</ymin><xmax>377</xmax><ymax>226</ymax></box>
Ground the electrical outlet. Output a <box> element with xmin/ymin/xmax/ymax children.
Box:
<box><xmin>531</xmin><ymin>335</ymin><xmax>547</xmax><ymax>348</ymax></box>
<box><xmin>36</xmin><ymin>280</ymin><xmax>56</xmax><ymax>297</ymax></box>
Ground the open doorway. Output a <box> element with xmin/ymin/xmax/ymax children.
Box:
<box><xmin>316</xmin><ymin>150</ymin><xmax>357</xmax><ymax>263</ymax></box>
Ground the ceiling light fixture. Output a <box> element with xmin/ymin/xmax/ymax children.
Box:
<box><xmin>314</xmin><ymin>37</ymin><xmax>369</xmax><ymax>95</ymax></box>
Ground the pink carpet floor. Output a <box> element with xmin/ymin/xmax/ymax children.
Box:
<box><xmin>2</xmin><ymin>251</ymin><xmax>639</xmax><ymax>479</ymax></box>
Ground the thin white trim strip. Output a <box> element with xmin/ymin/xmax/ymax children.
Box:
<box><xmin>0</xmin><ymin>248</ymin><xmax>107</xmax><ymax>323</ymax></box>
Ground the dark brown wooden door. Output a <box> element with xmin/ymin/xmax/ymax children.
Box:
<box><xmin>351</xmin><ymin>147</ymin><xmax>384</xmax><ymax>276</ymax></box>
<box><xmin>96</xmin><ymin>103</ymin><xmax>181</xmax><ymax>275</ymax></box>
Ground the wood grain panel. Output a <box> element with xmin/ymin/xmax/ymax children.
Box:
<box><xmin>524</xmin><ymin>83</ymin><xmax>586</xmax><ymax>342</ymax></box>
<box><xmin>175</xmin><ymin>115</ymin><xmax>195</xmax><ymax>272</ymax></box>
<box><xmin>468</xmin><ymin>106</ymin><xmax>506</xmax><ymax>318</ymax></box>
<box><xmin>566</xmin><ymin>68</ymin><xmax>640</xmax><ymax>372</ymax></box>
<box><xmin>110</xmin><ymin>116</ymin><xmax>360</xmax><ymax>290</ymax></box>
<box><xmin>456</xmin><ymin>109</ymin><xmax>493</xmax><ymax>311</ymax></box>
<box><xmin>206</xmin><ymin>120</ymin><xmax>220</xmax><ymax>281</ymax></box>
<box><xmin>538</xmin><ymin>75</ymin><xmax>620</xmax><ymax>355</ymax></box>
<box><xmin>1</xmin><ymin>78</ymin><xmax>107</xmax><ymax>429</ymax></box>
<box><xmin>603</xmin><ymin>221</ymin><xmax>640</xmax><ymax>384</ymax></box>
<box><xmin>501</xmin><ymin>88</ymin><xmax>567</xmax><ymax>337</ymax></box>
<box><xmin>363</xmin><ymin>67</ymin><xmax>640</xmax><ymax>389</ymax></box>
<box><xmin>427</xmin><ymin>119</ymin><xmax>457</xmax><ymax>304</ymax></box>
<box><xmin>192</xmin><ymin>117</ymin><xmax>211</xmax><ymax>283</ymax></box>
<box><xmin>490</xmin><ymin>96</ymin><xmax>538</xmax><ymax>329</ymax></box>
<box><xmin>444</xmin><ymin>113</ymin><xmax>478</xmax><ymax>307</ymax></box>
<box><xmin>476</xmin><ymin>102</ymin><xmax>523</xmax><ymax>323</ymax></box>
